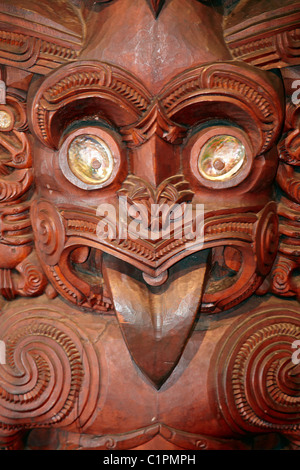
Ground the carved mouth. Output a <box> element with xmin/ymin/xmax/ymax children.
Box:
<box><xmin>31</xmin><ymin>199</ymin><xmax>278</xmax><ymax>313</ymax></box>
<box><xmin>46</xmin><ymin>240</ymin><xmax>213</xmax><ymax>387</ymax></box>
<box><xmin>65</xmin><ymin>242</ymin><xmax>256</xmax><ymax>387</ymax></box>
<box><xmin>62</xmin><ymin>205</ymin><xmax>255</xmax><ymax>277</ymax></box>
<box><xmin>31</xmin><ymin>198</ymin><xmax>278</xmax><ymax>385</ymax></box>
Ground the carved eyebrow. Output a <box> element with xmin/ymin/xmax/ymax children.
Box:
<box><xmin>158</xmin><ymin>61</ymin><xmax>284</xmax><ymax>155</ymax></box>
<box><xmin>30</xmin><ymin>58</ymin><xmax>283</xmax><ymax>158</ymax></box>
<box><xmin>30</xmin><ymin>61</ymin><xmax>152</xmax><ymax>149</ymax></box>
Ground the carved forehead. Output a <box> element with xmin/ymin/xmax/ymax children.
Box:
<box><xmin>80</xmin><ymin>0</ymin><xmax>231</xmax><ymax>93</ymax></box>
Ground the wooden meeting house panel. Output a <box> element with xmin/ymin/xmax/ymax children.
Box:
<box><xmin>0</xmin><ymin>0</ymin><xmax>299</xmax><ymax>451</ymax></box>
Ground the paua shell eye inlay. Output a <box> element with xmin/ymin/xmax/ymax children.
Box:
<box><xmin>0</xmin><ymin>110</ymin><xmax>13</xmax><ymax>130</ymax></box>
<box><xmin>198</xmin><ymin>135</ymin><xmax>246</xmax><ymax>181</ymax></box>
<box><xmin>67</xmin><ymin>135</ymin><xmax>114</xmax><ymax>185</ymax></box>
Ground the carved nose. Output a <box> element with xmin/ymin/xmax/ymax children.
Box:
<box><xmin>122</xmin><ymin>103</ymin><xmax>185</xmax><ymax>187</ymax></box>
<box><xmin>130</xmin><ymin>135</ymin><xmax>181</xmax><ymax>186</ymax></box>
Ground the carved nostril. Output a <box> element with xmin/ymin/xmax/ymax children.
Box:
<box><xmin>143</xmin><ymin>270</ymin><xmax>168</xmax><ymax>286</ymax></box>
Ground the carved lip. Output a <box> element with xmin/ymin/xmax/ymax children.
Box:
<box><xmin>61</xmin><ymin>207</ymin><xmax>256</xmax><ymax>279</ymax></box>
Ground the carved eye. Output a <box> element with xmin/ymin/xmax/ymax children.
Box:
<box><xmin>0</xmin><ymin>107</ymin><xmax>14</xmax><ymax>131</ymax></box>
<box><xmin>68</xmin><ymin>135</ymin><xmax>114</xmax><ymax>185</ymax></box>
<box><xmin>198</xmin><ymin>135</ymin><xmax>246</xmax><ymax>181</ymax></box>
<box><xmin>59</xmin><ymin>126</ymin><xmax>122</xmax><ymax>190</ymax></box>
<box><xmin>189</xmin><ymin>126</ymin><xmax>253</xmax><ymax>189</ymax></box>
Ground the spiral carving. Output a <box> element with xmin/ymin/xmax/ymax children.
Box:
<box><xmin>0</xmin><ymin>305</ymin><xmax>100</xmax><ymax>432</ymax></box>
<box><xmin>15</xmin><ymin>254</ymin><xmax>48</xmax><ymax>297</ymax></box>
<box><xmin>31</xmin><ymin>200</ymin><xmax>65</xmax><ymax>266</ymax></box>
<box><xmin>18</xmin><ymin>264</ymin><xmax>45</xmax><ymax>296</ymax></box>
<box><xmin>215</xmin><ymin>307</ymin><xmax>300</xmax><ymax>435</ymax></box>
<box><xmin>271</xmin><ymin>257</ymin><xmax>298</xmax><ymax>297</ymax></box>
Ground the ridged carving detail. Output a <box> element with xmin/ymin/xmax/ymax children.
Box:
<box><xmin>233</xmin><ymin>29</ymin><xmax>300</xmax><ymax>68</ymax></box>
<box><xmin>271</xmin><ymin>257</ymin><xmax>298</xmax><ymax>297</ymax></box>
<box><xmin>50</xmin><ymin>423</ymin><xmax>249</xmax><ymax>451</ymax></box>
<box><xmin>0</xmin><ymin>326</ymin><xmax>82</xmax><ymax>429</ymax></box>
<box><xmin>0</xmin><ymin>95</ymin><xmax>33</xmax><ymax>203</ymax></box>
<box><xmin>160</xmin><ymin>62</ymin><xmax>282</xmax><ymax>155</ymax></box>
<box><xmin>33</xmin><ymin>62</ymin><xmax>151</xmax><ymax>147</ymax></box>
<box><xmin>0</xmin><ymin>29</ymin><xmax>80</xmax><ymax>73</ymax></box>
<box><xmin>0</xmin><ymin>305</ymin><xmax>99</xmax><ymax>431</ymax></box>
<box><xmin>271</xmin><ymin>98</ymin><xmax>300</xmax><ymax>299</ymax></box>
<box><xmin>0</xmin><ymin>92</ymin><xmax>48</xmax><ymax>303</ymax></box>
<box><xmin>121</xmin><ymin>102</ymin><xmax>186</xmax><ymax>146</ymax></box>
<box><xmin>215</xmin><ymin>309</ymin><xmax>300</xmax><ymax>434</ymax></box>
<box><xmin>118</xmin><ymin>174</ymin><xmax>194</xmax><ymax>232</ymax></box>
<box><xmin>278</xmin><ymin>101</ymin><xmax>300</xmax><ymax>166</ymax></box>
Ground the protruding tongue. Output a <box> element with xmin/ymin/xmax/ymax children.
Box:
<box><xmin>102</xmin><ymin>250</ymin><xmax>210</xmax><ymax>388</ymax></box>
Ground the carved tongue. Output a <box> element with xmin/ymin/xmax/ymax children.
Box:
<box><xmin>102</xmin><ymin>250</ymin><xmax>210</xmax><ymax>388</ymax></box>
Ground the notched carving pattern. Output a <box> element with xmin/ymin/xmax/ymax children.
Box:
<box><xmin>226</xmin><ymin>27</ymin><xmax>300</xmax><ymax>70</ymax></box>
<box><xmin>0</xmin><ymin>91</ymin><xmax>47</xmax><ymax>301</ymax></box>
<box><xmin>0</xmin><ymin>306</ymin><xmax>100</xmax><ymax>433</ymax></box>
<box><xmin>33</xmin><ymin>62</ymin><xmax>152</xmax><ymax>148</ymax></box>
<box><xmin>0</xmin><ymin>29</ymin><xmax>80</xmax><ymax>73</ymax></box>
<box><xmin>160</xmin><ymin>62</ymin><xmax>283</xmax><ymax>155</ymax></box>
<box><xmin>215</xmin><ymin>308</ymin><xmax>300</xmax><ymax>437</ymax></box>
<box><xmin>271</xmin><ymin>98</ymin><xmax>300</xmax><ymax>299</ymax></box>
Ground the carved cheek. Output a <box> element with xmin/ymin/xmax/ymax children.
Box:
<box><xmin>33</xmin><ymin>141</ymin><xmax>59</xmax><ymax>195</ymax></box>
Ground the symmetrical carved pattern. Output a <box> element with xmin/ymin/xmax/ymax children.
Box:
<box><xmin>121</xmin><ymin>103</ymin><xmax>186</xmax><ymax>147</ymax></box>
<box><xmin>34</xmin><ymin>424</ymin><xmax>250</xmax><ymax>451</ymax></box>
<box><xmin>118</xmin><ymin>174</ymin><xmax>194</xmax><ymax>232</ymax></box>
<box><xmin>29</xmin><ymin>194</ymin><xmax>280</xmax><ymax>316</ymax></box>
<box><xmin>0</xmin><ymin>0</ymin><xmax>299</xmax><ymax>451</ymax></box>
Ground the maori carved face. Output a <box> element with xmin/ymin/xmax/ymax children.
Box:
<box><xmin>17</xmin><ymin>0</ymin><xmax>285</xmax><ymax>388</ymax></box>
<box><xmin>24</xmin><ymin>0</ymin><xmax>287</xmax><ymax>388</ymax></box>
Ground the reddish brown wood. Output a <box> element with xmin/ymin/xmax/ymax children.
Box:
<box><xmin>0</xmin><ymin>0</ymin><xmax>299</xmax><ymax>451</ymax></box>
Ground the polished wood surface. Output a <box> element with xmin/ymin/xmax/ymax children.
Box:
<box><xmin>0</xmin><ymin>0</ymin><xmax>299</xmax><ymax>450</ymax></box>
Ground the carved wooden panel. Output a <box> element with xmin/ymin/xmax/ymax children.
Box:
<box><xmin>0</xmin><ymin>0</ymin><xmax>299</xmax><ymax>451</ymax></box>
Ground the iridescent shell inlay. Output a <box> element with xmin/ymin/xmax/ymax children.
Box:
<box><xmin>68</xmin><ymin>135</ymin><xmax>114</xmax><ymax>185</ymax></box>
<box><xmin>198</xmin><ymin>135</ymin><xmax>246</xmax><ymax>181</ymax></box>
<box><xmin>0</xmin><ymin>110</ymin><xmax>12</xmax><ymax>130</ymax></box>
